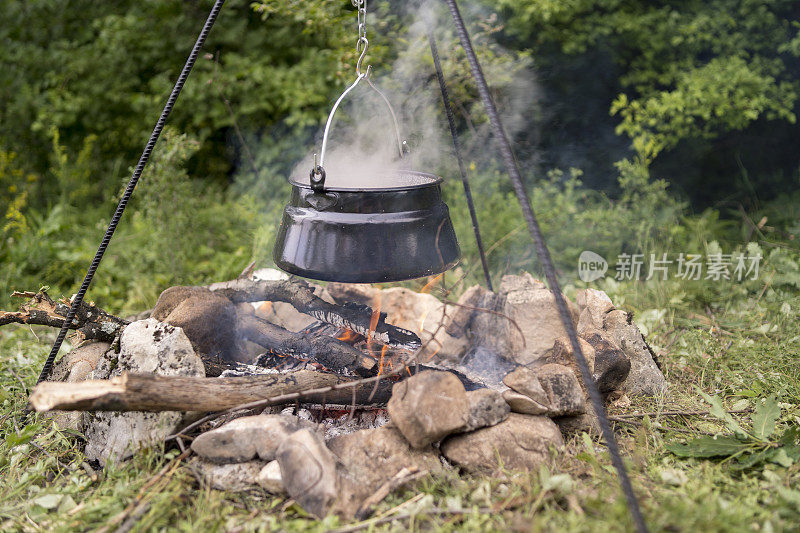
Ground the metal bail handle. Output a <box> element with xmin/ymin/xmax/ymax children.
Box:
<box><xmin>315</xmin><ymin>65</ymin><xmax>406</xmax><ymax>171</ymax></box>
<box><xmin>310</xmin><ymin>0</ymin><xmax>406</xmax><ymax>190</ymax></box>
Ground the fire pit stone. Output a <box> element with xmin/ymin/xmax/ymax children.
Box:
<box><xmin>84</xmin><ymin>318</ymin><xmax>205</xmax><ymax>466</ymax></box>
<box><xmin>581</xmin><ymin>325</ymin><xmax>632</xmax><ymax>393</ymax></box>
<box><xmin>440</xmin><ymin>413</ymin><xmax>564</xmax><ymax>474</ymax></box>
<box><xmin>190</xmin><ymin>414</ymin><xmax>316</xmax><ymax>464</ymax></box>
<box><xmin>502</xmin><ymin>366</ymin><xmax>550</xmax><ymax>405</ymax></box>
<box><xmin>543</xmin><ymin>336</ymin><xmax>596</xmax><ymax>388</ymax></box>
<box><xmin>387</xmin><ymin>370</ymin><xmax>470</xmax><ymax>448</ymax></box>
<box><xmin>256</xmin><ymin>460</ymin><xmax>286</xmax><ymax>494</ymax></box>
<box><xmin>191</xmin><ymin>459</ymin><xmax>265</xmax><ymax>491</ymax></box>
<box><xmin>502</xmin><ymin>390</ymin><xmax>550</xmax><ymax>415</ymax></box>
<box><xmin>536</xmin><ymin>364</ymin><xmax>586</xmax><ymax>416</ymax></box>
<box><xmin>328</xmin><ymin>426</ymin><xmax>443</xmax><ymax>494</ymax></box>
<box><xmin>276</xmin><ymin>428</ymin><xmax>362</xmax><ymax>519</ymax></box>
<box><xmin>603</xmin><ymin>309</ymin><xmax>668</xmax><ymax>396</ymax></box>
<box><xmin>464</xmin><ymin>388</ymin><xmax>510</xmax><ymax>431</ymax></box>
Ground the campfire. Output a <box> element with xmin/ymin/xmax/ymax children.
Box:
<box><xmin>14</xmin><ymin>266</ymin><xmax>665</xmax><ymax>519</ymax></box>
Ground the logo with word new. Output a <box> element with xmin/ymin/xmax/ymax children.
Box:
<box><xmin>578</xmin><ymin>250</ymin><xmax>608</xmax><ymax>282</ymax></box>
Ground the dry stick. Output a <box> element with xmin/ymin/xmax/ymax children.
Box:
<box><xmin>29</xmin><ymin>371</ymin><xmax>395</xmax><ymax>413</ymax></box>
<box><xmin>441</xmin><ymin>2</ymin><xmax>647</xmax><ymax>531</ymax></box>
<box><xmin>612</xmin><ymin>408</ymin><xmax>752</xmax><ymax>419</ymax></box>
<box><xmin>207</xmin><ymin>278</ymin><xmax>420</xmax><ymax>349</ymax></box>
<box><xmin>356</xmin><ymin>467</ymin><xmax>426</xmax><ymax>520</ymax></box>
<box><xmin>2</xmin><ymin>290</ymin><xmax>128</xmax><ymax>343</ymax></box>
<box><xmin>607</xmin><ymin>416</ymin><xmax>714</xmax><ymax>436</ymax></box>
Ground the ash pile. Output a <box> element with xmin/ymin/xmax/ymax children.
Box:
<box><xmin>29</xmin><ymin>268</ymin><xmax>665</xmax><ymax>519</ymax></box>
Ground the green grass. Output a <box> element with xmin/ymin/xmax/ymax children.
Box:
<box><xmin>2</xmin><ymin>268</ymin><xmax>800</xmax><ymax>532</ymax></box>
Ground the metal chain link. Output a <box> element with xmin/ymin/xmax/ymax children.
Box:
<box><xmin>353</xmin><ymin>0</ymin><xmax>367</xmax><ymax>53</ymax></box>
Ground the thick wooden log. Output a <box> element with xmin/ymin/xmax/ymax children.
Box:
<box><xmin>207</xmin><ymin>279</ymin><xmax>421</xmax><ymax>350</ymax></box>
<box><xmin>29</xmin><ymin>370</ymin><xmax>395</xmax><ymax>413</ymax></box>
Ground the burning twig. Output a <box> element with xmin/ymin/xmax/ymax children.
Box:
<box><xmin>206</xmin><ymin>278</ymin><xmax>421</xmax><ymax>350</ymax></box>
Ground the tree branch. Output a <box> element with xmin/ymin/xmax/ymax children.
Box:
<box><xmin>28</xmin><ymin>370</ymin><xmax>395</xmax><ymax>413</ymax></box>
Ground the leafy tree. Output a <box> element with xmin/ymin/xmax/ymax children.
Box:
<box><xmin>0</xmin><ymin>0</ymin><xmax>359</xmax><ymax>196</ymax></box>
<box><xmin>492</xmin><ymin>0</ymin><xmax>800</xmax><ymax>203</ymax></box>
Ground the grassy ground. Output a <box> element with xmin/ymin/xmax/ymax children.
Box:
<box><xmin>1</xmin><ymin>268</ymin><xmax>799</xmax><ymax>532</ymax></box>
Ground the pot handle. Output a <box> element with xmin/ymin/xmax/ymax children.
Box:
<box><xmin>313</xmin><ymin>57</ymin><xmax>406</xmax><ymax>180</ymax></box>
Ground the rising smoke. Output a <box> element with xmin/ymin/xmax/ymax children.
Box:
<box><xmin>287</xmin><ymin>1</ymin><xmax>540</xmax><ymax>190</ymax></box>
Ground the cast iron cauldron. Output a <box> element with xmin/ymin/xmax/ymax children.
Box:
<box><xmin>273</xmin><ymin>170</ymin><xmax>460</xmax><ymax>283</ymax></box>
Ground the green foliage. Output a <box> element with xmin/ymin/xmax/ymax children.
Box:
<box><xmin>667</xmin><ymin>393</ymin><xmax>800</xmax><ymax>471</ymax></box>
<box><xmin>0</xmin><ymin>0</ymin><xmax>359</xmax><ymax>200</ymax></box>
<box><xmin>445</xmin><ymin>157</ymin><xmax>685</xmax><ymax>287</ymax></box>
<box><xmin>493</xmin><ymin>0</ymin><xmax>800</xmax><ymax>161</ymax></box>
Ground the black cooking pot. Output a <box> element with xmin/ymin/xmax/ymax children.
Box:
<box><xmin>273</xmin><ymin>170</ymin><xmax>461</xmax><ymax>283</ymax></box>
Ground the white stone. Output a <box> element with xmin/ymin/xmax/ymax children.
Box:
<box><xmin>84</xmin><ymin>319</ymin><xmax>204</xmax><ymax>466</ymax></box>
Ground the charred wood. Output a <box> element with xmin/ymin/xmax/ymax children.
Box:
<box><xmin>206</xmin><ymin>279</ymin><xmax>421</xmax><ymax>350</ymax></box>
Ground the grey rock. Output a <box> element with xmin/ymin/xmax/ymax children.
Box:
<box><xmin>604</xmin><ymin>309</ymin><xmax>667</xmax><ymax>396</ymax></box>
<box><xmin>441</xmin><ymin>413</ymin><xmax>564</xmax><ymax>474</ymax></box>
<box><xmin>581</xmin><ymin>326</ymin><xmax>631</xmax><ymax>393</ymax></box>
<box><xmin>542</xmin><ymin>336</ymin><xmax>595</xmax><ymax>388</ymax></box>
<box><xmin>115</xmin><ymin>318</ymin><xmax>205</xmax><ymax>376</ymax></box>
<box><xmin>84</xmin><ymin>319</ymin><xmax>205</xmax><ymax>466</ymax></box>
<box><xmin>464</xmin><ymin>388</ymin><xmax>510</xmax><ymax>431</ymax></box>
<box><xmin>50</xmin><ymin>342</ymin><xmax>110</xmax><ymax>383</ymax></box>
<box><xmin>328</xmin><ymin>426</ymin><xmax>442</xmax><ymax>493</ymax></box>
<box><xmin>277</xmin><ymin>428</ymin><xmax>361</xmax><ymax>518</ymax></box>
<box><xmin>191</xmin><ymin>414</ymin><xmax>314</xmax><ymax>463</ymax></box>
<box><xmin>387</xmin><ymin>371</ymin><xmax>469</xmax><ymax>448</ymax></box>
<box><xmin>575</xmin><ymin>289</ymin><xmax>615</xmax><ymax>329</ymax></box>
<box><xmin>502</xmin><ymin>366</ymin><xmax>549</xmax><ymax>405</ymax></box>
<box><xmin>445</xmin><ymin>285</ymin><xmax>490</xmax><ymax>338</ymax></box>
<box><xmin>48</xmin><ymin>342</ymin><xmax>111</xmax><ymax>432</ymax></box>
<box><xmin>536</xmin><ymin>364</ymin><xmax>585</xmax><ymax>416</ymax></box>
<box><xmin>256</xmin><ymin>460</ymin><xmax>285</xmax><ymax>494</ymax></box>
<box><xmin>192</xmin><ymin>458</ymin><xmax>263</xmax><ymax>491</ymax></box>
<box><xmin>499</xmin><ymin>274</ymin><xmax>580</xmax><ymax>366</ymax></box>
<box><xmin>502</xmin><ymin>389</ymin><xmax>549</xmax><ymax>415</ymax></box>
<box><xmin>467</xmin><ymin>274</ymin><xmax>579</xmax><ymax>366</ymax></box>
<box><xmin>576</xmin><ymin>307</ymin><xmax>597</xmax><ymax>337</ymax></box>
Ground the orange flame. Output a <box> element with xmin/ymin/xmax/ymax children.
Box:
<box><xmin>418</xmin><ymin>308</ymin><xmax>430</xmax><ymax>334</ymax></box>
<box><xmin>366</xmin><ymin>291</ymin><xmax>382</xmax><ymax>347</ymax></box>
<box><xmin>335</xmin><ymin>328</ymin><xmax>361</xmax><ymax>343</ymax></box>
<box><xmin>377</xmin><ymin>345</ymin><xmax>388</xmax><ymax>376</ymax></box>
<box><xmin>420</xmin><ymin>273</ymin><xmax>443</xmax><ymax>294</ymax></box>
<box><xmin>426</xmin><ymin>344</ymin><xmax>441</xmax><ymax>360</ymax></box>
<box><xmin>257</xmin><ymin>301</ymin><xmax>273</xmax><ymax>314</ymax></box>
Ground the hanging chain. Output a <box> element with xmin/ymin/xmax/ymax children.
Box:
<box><xmin>352</xmin><ymin>0</ymin><xmax>369</xmax><ymax>76</ymax></box>
<box><xmin>354</xmin><ymin>0</ymin><xmax>367</xmax><ymax>52</ymax></box>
